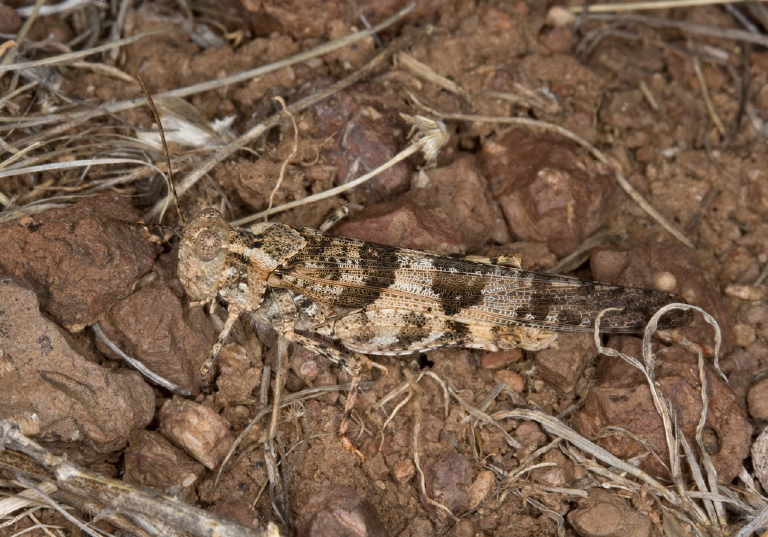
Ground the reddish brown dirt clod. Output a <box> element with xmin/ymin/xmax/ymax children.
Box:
<box><xmin>98</xmin><ymin>254</ymin><xmax>216</xmax><ymax>396</ymax></box>
<box><xmin>214</xmin><ymin>343</ymin><xmax>262</xmax><ymax>408</ymax></box>
<box><xmin>494</xmin><ymin>370</ymin><xmax>525</xmax><ymax>393</ymax></box>
<box><xmin>123</xmin><ymin>430</ymin><xmax>205</xmax><ymax>501</ymax></box>
<box><xmin>481</xmin><ymin>348</ymin><xmax>523</xmax><ymax>370</ymax></box>
<box><xmin>568</xmin><ymin>489</ymin><xmax>653</xmax><ymax>537</ymax></box>
<box><xmin>336</xmin><ymin>157</ymin><xmax>509</xmax><ymax>254</ymax></box>
<box><xmin>477</xmin><ymin>130</ymin><xmax>617</xmax><ymax>257</ymax></box>
<box><xmin>0</xmin><ymin>277</ymin><xmax>154</xmax><ymax>455</ymax></box>
<box><xmin>0</xmin><ymin>194</ymin><xmax>156</xmax><ymax>331</ymax></box>
<box><xmin>424</xmin><ymin>452</ymin><xmax>473</xmax><ymax>520</ymax></box>
<box><xmin>314</xmin><ymin>88</ymin><xmax>410</xmax><ymax>203</ymax></box>
<box><xmin>296</xmin><ymin>485</ymin><xmax>388</xmax><ymax>537</ymax></box>
<box><xmin>158</xmin><ymin>398</ymin><xmax>235</xmax><ymax>470</ymax></box>
<box><xmin>747</xmin><ymin>378</ymin><xmax>768</xmax><ymax>420</ymax></box>
<box><xmin>535</xmin><ymin>332</ymin><xmax>596</xmax><ymax>398</ymax></box>
<box><xmin>467</xmin><ymin>470</ymin><xmax>496</xmax><ymax>510</ymax></box>
<box><xmin>335</xmin><ymin>197</ymin><xmax>466</xmax><ymax>254</ymax></box>
<box><xmin>0</xmin><ymin>6</ymin><xmax>22</xmax><ymax>33</ymax></box>
<box><xmin>531</xmin><ymin>450</ymin><xmax>575</xmax><ymax>488</ymax></box>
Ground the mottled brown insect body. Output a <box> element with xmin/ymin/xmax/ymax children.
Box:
<box><xmin>177</xmin><ymin>208</ymin><xmax>690</xmax><ymax>379</ymax></box>
<box><xmin>175</xmin><ymin>206</ymin><xmax>691</xmax><ymax>458</ymax></box>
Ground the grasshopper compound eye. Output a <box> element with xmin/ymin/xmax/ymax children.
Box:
<box><xmin>194</xmin><ymin>229</ymin><xmax>222</xmax><ymax>262</ymax></box>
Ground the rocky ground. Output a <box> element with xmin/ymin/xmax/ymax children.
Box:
<box><xmin>0</xmin><ymin>1</ymin><xmax>767</xmax><ymax>536</ymax></box>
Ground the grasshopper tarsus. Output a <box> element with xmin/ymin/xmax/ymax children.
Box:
<box><xmin>339</xmin><ymin>372</ymin><xmax>367</xmax><ymax>462</ymax></box>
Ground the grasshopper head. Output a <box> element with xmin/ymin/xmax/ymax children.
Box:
<box><xmin>177</xmin><ymin>208</ymin><xmax>231</xmax><ymax>305</ymax></box>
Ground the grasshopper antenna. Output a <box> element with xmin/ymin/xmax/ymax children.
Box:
<box><xmin>102</xmin><ymin>217</ymin><xmax>181</xmax><ymax>239</ymax></box>
<box><xmin>136</xmin><ymin>74</ymin><xmax>186</xmax><ymax>227</ymax></box>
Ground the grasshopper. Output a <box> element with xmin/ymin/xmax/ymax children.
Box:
<box><xmin>175</xmin><ymin>196</ymin><xmax>690</xmax><ymax>454</ymax></box>
<box><xmin>156</xmin><ymin>109</ymin><xmax>688</xmax><ymax>453</ymax></box>
<box><xmin>177</xmin><ymin>208</ymin><xmax>691</xmax><ymax>374</ymax></box>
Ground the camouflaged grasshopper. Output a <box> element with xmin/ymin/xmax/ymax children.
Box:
<box><xmin>166</xmin><ymin>113</ymin><xmax>690</xmax><ymax>453</ymax></box>
<box><xmin>178</xmin><ymin>206</ymin><xmax>691</xmax><ymax>375</ymax></box>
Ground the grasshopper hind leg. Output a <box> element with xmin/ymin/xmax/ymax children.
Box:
<box><xmin>327</xmin><ymin>309</ymin><xmax>558</xmax><ymax>355</ymax></box>
<box><xmin>462</xmin><ymin>253</ymin><xmax>523</xmax><ymax>268</ymax></box>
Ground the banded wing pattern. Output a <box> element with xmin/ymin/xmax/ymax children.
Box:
<box><xmin>274</xmin><ymin>229</ymin><xmax>691</xmax><ymax>333</ymax></box>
